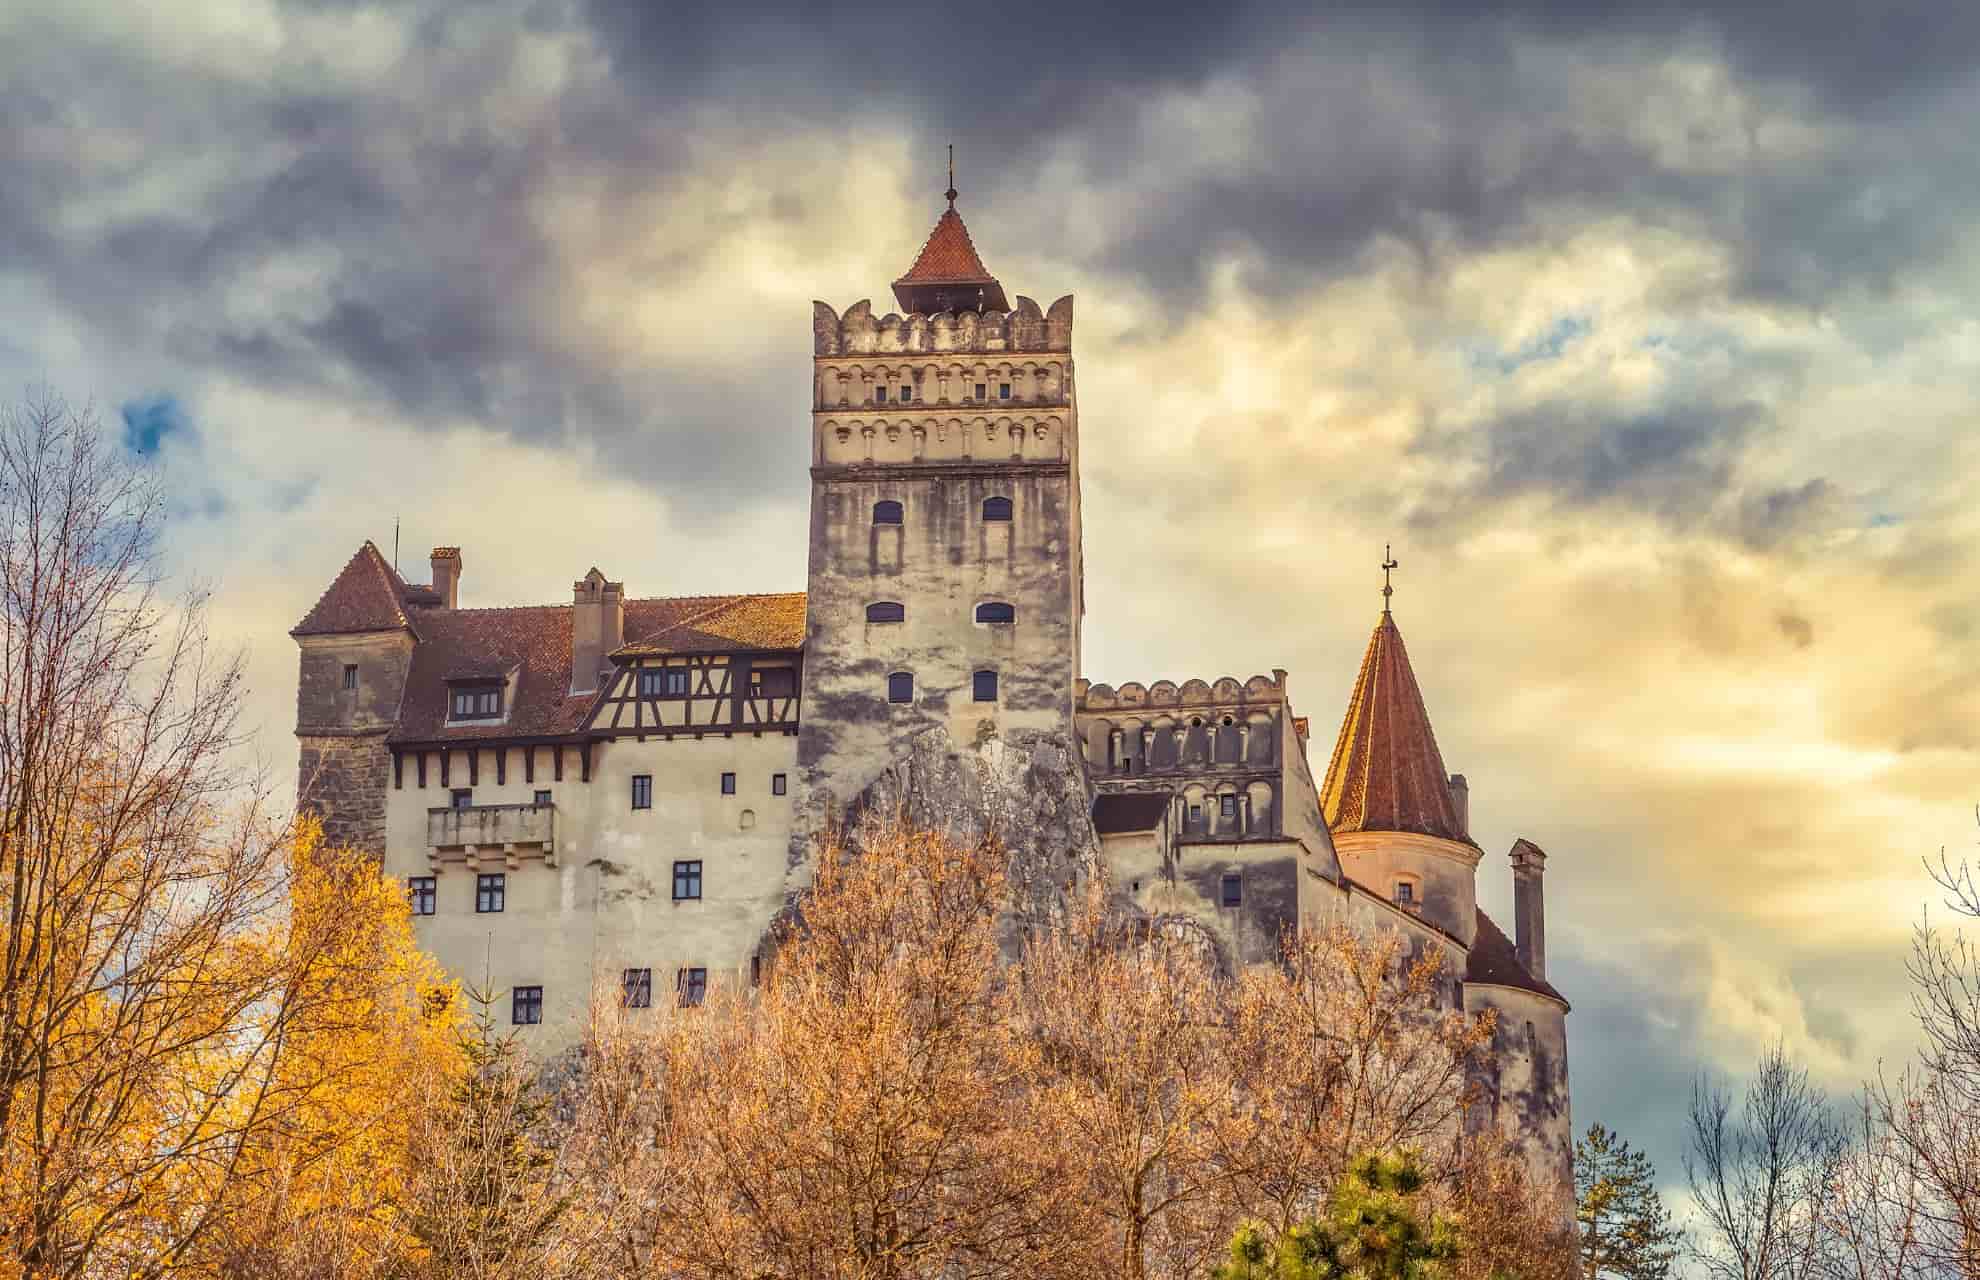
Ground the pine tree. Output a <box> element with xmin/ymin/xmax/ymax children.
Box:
<box><xmin>1215</xmin><ymin>1150</ymin><xmax>1463</xmax><ymax>1280</ymax></box>
<box><xmin>1575</xmin><ymin>1125</ymin><xmax>1679</xmax><ymax>1280</ymax></box>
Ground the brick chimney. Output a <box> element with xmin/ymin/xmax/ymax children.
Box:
<box><xmin>1447</xmin><ymin>773</ymin><xmax>1469</xmax><ymax>839</ymax></box>
<box><xmin>1509</xmin><ymin>838</ymin><xmax>1547</xmax><ymax>982</ymax></box>
<box><xmin>430</xmin><ymin>547</ymin><xmax>462</xmax><ymax>609</ymax></box>
<box><xmin>570</xmin><ymin>567</ymin><xmax>624</xmax><ymax>696</ymax></box>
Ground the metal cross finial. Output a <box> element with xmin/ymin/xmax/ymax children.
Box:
<box><xmin>945</xmin><ymin>143</ymin><xmax>957</xmax><ymax>208</ymax></box>
<box><xmin>1381</xmin><ymin>544</ymin><xmax>1398</xmax><ymax>613</ymax></box>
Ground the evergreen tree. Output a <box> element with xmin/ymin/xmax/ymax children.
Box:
<box><xmin>1575</xmin><ymin>1125</ymin><xmax>1679</xmax><ymax>1280</ymax></box>
<box><xmin>1215</xmin><ymin>1150</ymin><xmax>1463</xmax><ymax>1280</ymax></box>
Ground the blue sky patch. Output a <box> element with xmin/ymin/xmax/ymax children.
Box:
<box><xmin>120</xmin><ymin>394</ymin><xmax>192</xmax><ymax>456</ymax></box>
<box><xmin>1464</xmin><ymin>311</ymin><xmax>1593</xmax><ymax>375</ymax></box>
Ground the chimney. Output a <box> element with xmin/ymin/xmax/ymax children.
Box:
<box><xmin>570</xmin><ymin>568</ymin><xmax>624</xmax><ymax>696</ymax></box>
<box><xmin>1509</xmin><ymin>838</ymin><xmax>1548</xmax><ymax>982</ymax></box>
<box><xmin>1447</xmin><ymin>773</ymin><xmax>1469</xmax><ymax>839</ymax></box>
<box><xmin>429</xmin><ymin>547</ymin><xmax>462</xmax><ymax>609</ymax></box>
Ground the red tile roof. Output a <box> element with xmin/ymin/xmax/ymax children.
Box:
<box><xmin>1466</xmin><ymin>909</ymin><xmax>1567</xmax><ymax>1006</ymax></box>
<box><xmin>1319</xmin><ymin>611</ymin><xmax>1472</xmax><ymax>845</ymax></box>
<box><xmin>292</xmin><ymin>541</ymin><xmax>439</xmax><ymax>637</ymax></box>
<box><xmin>896</xmin><ymin>207</ymin><xmax>996</xmax><ymax>286</ymax></box>
<box><xmin>388</xmin><ymin>593</ymin><xmax>807</xmax><ymax>743</ymax></box>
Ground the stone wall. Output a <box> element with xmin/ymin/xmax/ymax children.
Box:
<box><xmin>298</xmin><ymin>732</ymin><xmax>394</xmax><ymax>856</ymax></box>
<box><xmin>294</xmin><ymin>629</ymin><xmax>414</xmax><ymax>858</ymax></box>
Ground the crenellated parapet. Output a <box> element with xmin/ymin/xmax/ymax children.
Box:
<box><xmin>813</xmin><ymin>295</ymin><xmax>1073</xmax><ymax>357</ymax></box>
<box><xmin>1077</xmin><ymin>670</ymin><xmax>1288</xmax><ymax>712</ymax></box>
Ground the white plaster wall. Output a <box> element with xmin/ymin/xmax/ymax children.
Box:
<box><xmin>1333</xmin><ymin>829</ymin><xmax>1480</xmax><ymax>948</ymax></box>
<box><xmin>1466</xmin><ymin>984</ymin><xmax>1575</xmax><ymax>1230</ymax></box>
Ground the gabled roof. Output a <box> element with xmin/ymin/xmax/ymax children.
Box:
<box><xmin>1320</xmin><ymin>611</ymin><xmax>1473</xmax><ymax>846</ymax></box>
<box><xmin>892</xmin><ymin>199</ymin><xmax>1009</xmax><ymax>314</ymax></box>
<box><xmin>292</xmin><ymin>541</ymin><xmax>439</xmax><ymax>637</ymax></box>
<box><xmin>615</xmin><ymin>593</ymin><xmax>808</xmax><ymax>657</ymax></box>
<box><xmin>390</xmin><ymin>593</ymin><xmax>807</xmax><ymax>744</ymax></box>
<box><xmin>1466</xmin><ymin>909</ymin><xmax>1568</xmax><ymax>1007</ymax></box>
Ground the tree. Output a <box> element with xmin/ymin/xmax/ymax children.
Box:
<box><xmin>1213</xmin><ymin>1150</ymin><xmax>1462</xmax><ymax>1280</ymax></box>
<box><xmin>1684</xmin><ymin>1043</ymin><xmax>1843</xmax><ymax>1280</ymax></box>
<box><xmin>1576</xmin><ymin>1124</ymin><xmax>1679</xmax><ymax>1280</ymax></box>
<box><xmin>0</xmin><ymin>392</ymin><xmax>429</xmax><ymax>1276</ymax></box>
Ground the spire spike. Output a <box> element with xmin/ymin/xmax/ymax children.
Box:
<box><xmin>945</xmin><ymin>142</ymin><xmax>957</xmax><ymax>208</ymax></box>
<box><xmin>1381</xmin><ymin>543</ymin><xmax>1398</xmax><ymax>614</ymax></box>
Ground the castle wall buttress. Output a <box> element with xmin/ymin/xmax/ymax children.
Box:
<box><xmin>793</xmin><ymin>296</ymin><xmax>1081</xmax><ymax>861</ymax></box>
<box><xmin>294</xmin><ymin>629</ymin><xmax>414</xmax><ymax>857</ymax></box>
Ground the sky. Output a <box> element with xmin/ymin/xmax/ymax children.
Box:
<box><xmin>5</xmin><ymin>0</ymin><xmax>1979</xmax><ymax>1212</ymax></box>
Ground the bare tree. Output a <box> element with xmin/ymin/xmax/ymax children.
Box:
<box><xmin>1685</xmin><ymin>1043</ymin><xmax>1844</xmax><ymax>1280</ymax></box>
<box><xmin>0</xmin><ymin>392</ymin><xmax>381</xmax><ymax>1276</ymax></box>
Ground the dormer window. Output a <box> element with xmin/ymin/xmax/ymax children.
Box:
<box><xmin>450</xmin><ymin>684</ymin><xmax>502</xmax><ymax>720</ymax></box>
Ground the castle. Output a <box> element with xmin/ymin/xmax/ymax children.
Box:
<box><xmin>291</xmin><ymin>183</ymin><xmax>1573</xmax><ymax>1216</ymax></box>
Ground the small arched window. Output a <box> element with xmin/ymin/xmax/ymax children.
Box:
<box><xmin>982</xmin><ymin>496</ymin><xmax>1012</xmax><ymax>521</ymax></box>
<box><xmin>972</xmin><ymin>670</ymin><xmax>999</xmax><ymax>702</ymax></box>
<box><xmin>866</xmin><ymin>602</ymin><xmax>905</xmax><ymax>623</ymax></box>
<box><xmin>873</xmin><ymin>500</ymin><xmax>902</xmax><ymax>525</ymax></box>
<box><xmin>974</xmin><ymin>602</ymin><xmax>1015</xmax><ymax>624</ymax></box>
<box><xmin>887</xmin><ymin>672</ymin><xmax>914</xmax><ymax>704</ymax></box>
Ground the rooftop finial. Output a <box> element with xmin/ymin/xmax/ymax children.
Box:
<box><xmin>945</xmin><ymin>143</ymin><xmax>957</xmax><ymax>209</ymax></box>
<box><xmin>1381</xmin><ymin>543</ymin><xmax>1398</xmax><ymax>613</ymax></box>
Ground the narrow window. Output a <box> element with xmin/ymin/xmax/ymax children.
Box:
<box><xmin>1219</xmin><ymin>795</ymin><xmax>1237</xmax><ymax>819</ymax></box>
<box><xmin>887</xmin><ymin>672</ymin><xmax>914</xmax><ymax>704</ymax></box>
<box><xmin>533</xmin><ymin>789</ymin><xmax>552</xmax><ymax>807</ymax></box>
<box><xmin>512</xmin><ymin>985</ymin><xmax>542</xmax><ymax>1025</ymax></box>
<box><xmin>866</xmin><ymin>601</ymin><xmax>905</xmax><ymax>623</ymax></box>
<box><xmin>673</xmin><ymin>860</ymin><xmax>702</xmax><ymax>901</ymax></box>
<box><xmin>873</xmin><ymin>500</ymin><xmax>903</xmax><ymax>525</ymax></box>
<box><xmin>973</xmin><ymin>382</ymin><xmax>986</xmax><ymax>399</ymax></box>
<box><xmin>407</xmin><ymin>876</ymin><xmax>436</xmax><ymax>916</ymax></box>
<box><xmin>899</xmin><ymin>383</ymin><xmax>913</xmax><ymax>402</ymax></box>
<box><xmin>981</xmin><ymin>496</ymin><xmax>1012</xmax><ymax>521</ymax></box>
<box><xmin>668</xmin><ymin>669</ymin><xmax>690</xmax><ymax>696</ymax></box>
<box><xmin>998</xmin><ymin>382</ymin><xmax>1011</xmax><ymax>400</ymax></box>
<box><xmin>874</xmin><ymin>385</ymin><xmax>887</xmax><ymax>403</ymax></box>
<box><xmin>771</xmin><ymin>772</ymin><xmax>787</xmax><ymax>796</ymax></box>
<box><xmin>751</xmin><ymin>954</ymin><xmax>762</xmax><ymax>986</ymax></box>
<box><xmin>476</xmin><ymin>874</ymin><xmax>505</xmax><ymax>914</ymax></box>
<box><xmin>974</xmin><ymin>601</ymin><xmax>1015</xmax><ymax>624</ymax></box>
<box><xmin>1188</xmin><ymin>804</ymin><xmax>1202</xmax><ymax>828</ymax></box>
<box><xmin>343</xmin><ymin>663</ymin><xmax>358</xmax><ymax>690</ymax></box>
<box><xmin>973</xmin><ymin>670</ymin><xmax>998</xmax><ymax>702</ymax></box>
<box><xmin>451</xmin><ymin>788</ymin><xmax>473</xmax><ymax>811</ymax></box>
<box><xmin>450</xmin><ymin>684</ymin><xmax>502</xmax><ymax>720</ymax></box>
<box><xmin>622</xmin><ymin>968</ymin><xmax>652</xmax><ymax>1009</ymax></box>
<box><xmin>678</xmin><ymin>967</ymin><xmax>708</xmax><ymax>1007</ymax></box>
<box><xmin>631</xmin><ymin>775</ymin><xmax>652</xmax><ymax>810</ymax></box>
<box><xmin>1220</xmin><ymin>874</ymin><xmax>1243</xmax><ymax>907</ymax></box>
<box><xmin>1395</xmin><ymin>881</ymin><xmax>1416</xmax><ymax>906</ymax></box>
<box><xmin>638</xmin><ymin>669</ymin><xmax>663</xmax><ymax>696</ymax></box>
<box><xmin>720</xmin><ymin>772</ymin><xmax>736</xmax><ymax>796</ymax></box>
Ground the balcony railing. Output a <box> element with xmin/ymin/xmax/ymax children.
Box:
<box><xmin>427</xmin><ymin>803</ymin><xmax>556</xmax><ymax>867</ymax></box>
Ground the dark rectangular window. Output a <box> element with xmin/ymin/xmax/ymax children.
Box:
<box><xmin>407</xmin><ymin>876</ymin><xmax>435</xmax><ymax>916</ymax></box>
<box><xmin>874</xmin><ymin>385</ymin><xmax>887</xmax><ymax>403</ymax></box>
<box><xmin>451</xmin><ymin>788</ymin><xmax>473</xmax><ymax>810</ymax></box>
<box><xmin>900</xmin><ymin>383</ymin><xmax>913</xmax><ymax>401</ymax></box>
<box><xmin>1220</xmin><ymin>795</ymin><xmax>1237</xmax><ymax>818</ymax></box>
<box><xmin>476</xmin><ymin>873</ymin><xmax>505</xmax><ymax>914</ymax></box>
<box><xmin>512</xmin><ymin>985</ymin><xmax>542</xmax><ymax>1025</ymax></box>
<box><xmin>678</xmin><ymin>967</ymin><xmax>707</xmax><ymax>1007</ymax></box>
<box><xmin>533</xmin><ymin>789</ymin><xmax>552</xmax><ymax>807</ymax></box>
<box><xmin>720</xmin><ymin>772</ymin><xmax>736</xmax><ymax>796</ymax></box>
<box><xmin>674</xmin><ymin>860</ymin><xmax>702</xmax><ymax>901</ymax></box>
<box><xmin>640</xmin><ymin>668</ymin><xmax>690</xmax><ymax>696</ymax></box>
<box><xmin>751</xmin><ymin>954</ymin><xmax>762</xmax><ymax>986</ymax></box>
<box><xmin>1396</xmin><ymin>881</ymin><xmax>1416</xmax><ymax>905</ymax></box>
<box><xmin>973</xmin><ymin>670</ymin><xmax>998</xmax><ymax>702</ymax></box>
<box><xmin>998</xmin><ymin>382</ymin><xmax>1011</xmax><ymax>399</ymax></box>
<box><xmin>342</xmin><ymin>664</ymin><xmax>358</xmax><ymax>690</ymax></box>
<box><xmin>973</xmin><ymin>382</ymin><xmax>986</xmax><ymax>399</ymax></box>
<box><xmin>887</xmin><ymin>672</ymin><xmax>914</xmax><ymax>703</ymax></box>
<box><xmin>450</xmin><ymin>685</ymin><xmax>502</xmax><ymax>720</ymax></box>
<box><xmin>772</xmin><ymin>772</ymin><xmax>787</xmax><ymax>796</ymax></box>
<box><xmin>622</xmin><ymin>968</ymin><xmax>652</xmax><ymax>1008</ymax></box>
<box><xmin>632</xmin><ymin>775</ymin><xmax>652</xmax><ymax>809</ymax></box>
<box><xmin>1220</xmin><ymin>874</ymin><xmax>1243</xmax><ymax>907</ymax></box>
<box><xmin>1188</xmin><ymin>804</ymin><xmax>1202</xmax><ymax>828</ymax></box>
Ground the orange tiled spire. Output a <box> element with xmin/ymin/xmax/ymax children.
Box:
<box><xmin>1320</xmin><ymin>598</ymin><xmax>1472</xmax><ymax>845</ymax></box>
<box><xmin>892</xmin><ymin>148</ymin><xmax>1009</xmax><ymax>314</ymax></box>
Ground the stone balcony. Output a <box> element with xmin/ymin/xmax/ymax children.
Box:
<box><xmin>427</xmin><ymin>802</ymin><xmax>556</xmax><ymax>870</ymax></box>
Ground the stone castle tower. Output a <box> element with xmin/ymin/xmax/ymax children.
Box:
<box><xmin>795</xmin><ymin>182</ymin><xmax>1082</xmax><ymax>843</ymax></box>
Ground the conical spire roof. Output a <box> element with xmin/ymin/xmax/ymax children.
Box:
<box><xmin>1320</xmin><ymin>610</ymin><xmax>1473</xmax><ymax>845</ymax></box>
<box><xmin>892</xmin><ymin>186</ymin><xmax>1008</xmax><ymax>314</ymax></box>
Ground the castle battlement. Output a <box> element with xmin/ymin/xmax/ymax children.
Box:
<box><xmin>812</xmin><ymin>296</ymin><xmax>1073</xmax><ymax>357</ymax></box>
<box><xmin>1077</xmin><ymin>671</ymin><xmax>1289</xmax><ymax>712</ymax></box>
